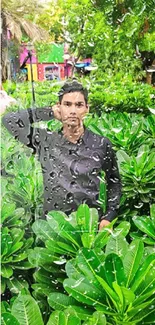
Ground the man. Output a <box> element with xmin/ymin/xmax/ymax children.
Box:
<box><xmin>2</xmin><ymin>80</ymin><xmax>121</xmax><ymax>230</ymax></box>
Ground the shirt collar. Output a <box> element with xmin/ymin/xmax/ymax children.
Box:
<box><xmin>58</xmin><ymin>127</ymin><xmax>89</xmax><ymax>145</ymax></box>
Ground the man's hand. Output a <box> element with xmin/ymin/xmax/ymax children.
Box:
<box><xmin>52</xmin><ymin>104</ymin><xmax>62</xmax><ymax>121</ymax></box>
<box><xmin>99</xmin><ymin>219</ymin><xmax>110</xmax><ymax>231</ymax></box>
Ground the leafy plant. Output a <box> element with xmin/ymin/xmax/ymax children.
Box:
<box><xmin>131</xmin><ymin>204</ymin><xmax>155</xmax><ymax>246</ymax></box>
<box><xmin>86</xmin><ymin>112</ymin><xmax>147</xmax><ymax>155</ymax></box>
<box><xmin>1</xmin><ymin>225</ymin><xmax>33</xmax><ymax>294</ymax></box>
<box><xmin>30</xmin><ymin>205</ymin><xmax>116</xmax><ymax>259</ymax></box>
<box><xmin>116</xmin><ymin>145</ymin><xmax>155</xmax><ymax>213</ymax></box>
<box><xmin>2</xmin><ymin>153</ymin><xmax>43</xmax><ymax>217</ymax></box>
<box><xmin>1</xmin><ymin>293</ymin><xmax>44</xmax><ymax>325</ymax></box>
<box><xmin>61</xmin><ymin>235</ymin><xmax>155</xmax><ymax>324</ymax></box>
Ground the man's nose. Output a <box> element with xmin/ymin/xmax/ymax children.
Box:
<box><xmin>70</xmin><ymin>104</ymin><xmax>76</xmax><ymax>114</ymax></box>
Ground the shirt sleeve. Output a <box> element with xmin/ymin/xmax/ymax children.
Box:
<box><xmin>2</xmin><ymin>107</ymin><xmax>54</xmax><ymax>151</ymax></box>
<box><xmin>101</xmin><ymin>139</ymin><xmax>122</xmax><ymax>222</ymax></box>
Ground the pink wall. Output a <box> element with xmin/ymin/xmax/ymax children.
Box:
<box><xmin>20</xmin><ymin>45</ymin><xmax>37</xmax><ymax>64</ymax></box>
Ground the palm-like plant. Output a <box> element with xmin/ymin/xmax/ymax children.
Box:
<box><xmin>1</xmin><ymin>0</ymin><xmax>48</xmax><ymax>81</ymax></box>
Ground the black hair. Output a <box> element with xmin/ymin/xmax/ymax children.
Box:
<box><xmin>58</xmin><ymin>79</ymin><xmax>88</xmax><ymax>104</ymax></box>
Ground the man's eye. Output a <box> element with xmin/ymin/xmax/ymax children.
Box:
<box><xmin>76</xmin><ymin>103</ymin><xmax>83</xmax><ymax>107</ymax></box>
<box><xmin>64</xmin><ymin>102</ymin><xmax>71</xmax><ymax>106</ymax></box>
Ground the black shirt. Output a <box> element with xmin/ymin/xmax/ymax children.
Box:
<box><xmin>2</xmin><ymin>107</ymin><xmax>122</xmax><ymax>221</ymax></box>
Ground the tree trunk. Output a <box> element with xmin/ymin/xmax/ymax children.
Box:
<box><xmin>1</xmin><ymin>11</ymin><xmax>8</xmax><ymax>82</ymax></box>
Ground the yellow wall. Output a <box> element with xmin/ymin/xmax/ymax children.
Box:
<box><xmin>26</xmin><ymin>64</ymin><xmax>38</xmax><ymax>81</ymax></box>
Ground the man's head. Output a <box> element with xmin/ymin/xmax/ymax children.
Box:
<box><xmin>56</xmin><ymin>80</ymin><xmax>89</xmax><ymax>127</ymax></box>
<box><xmin>58</xmin><ymin>80</ymin><xmax>88</xmax><ymax>104</ymax></box>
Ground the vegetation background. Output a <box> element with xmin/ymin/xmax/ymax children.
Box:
<box><xmin>1</xmin><ymin>0</ymin><xmax>155</xmax><ymax>324</ymax></box>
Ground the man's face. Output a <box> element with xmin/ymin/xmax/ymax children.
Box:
<box><xmin>59</xmin><ymin>92</ymin><xmax>89</xmax><ymax>127</ymax></box>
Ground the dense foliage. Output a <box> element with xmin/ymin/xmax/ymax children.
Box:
<box><xmin>1</xmin><ymin>0</ymin><xmax>155</xmax><ymax>323</ymax></box>
<box><xmin>1</xmin><ymin>78</ymin><xmax>155</xmax><ymax>324</ymax></box>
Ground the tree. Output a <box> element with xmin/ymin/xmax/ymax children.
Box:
<box><xmin>46</xmin><ymin>0</ymin><xmax>155</xmax><ymax>79</ymax></box>
<box><xmin>1</xmin><ymin>0</ymin><xmax>49</xmax><ymax>81</ymax></box>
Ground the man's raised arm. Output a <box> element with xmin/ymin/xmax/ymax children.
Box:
<box><xmin>2</xmin><ymin>107</ymin><xmax>54</xmax><ymax>148</ymax></box>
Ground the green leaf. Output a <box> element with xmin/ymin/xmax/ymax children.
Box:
<box><xmin>28</xmin><ymin>247</ymin><xmax>56</xmax><ymax>267</ymax></box>
<box><xmin>48</xmin><ymin>292</ymin><xmax>79</xmax><ymax>310</ymax></box>
<box><xmin>133</xmin><ymin>266</ymin><xmax>155</xmax><ymax>301</ymax></box>
<box><xmin>46</xmin><ymin>310</ymin><xmax>81</xmax><ymax>325</ymax></box>
<box><xmin>96</xmin><ymin>275</ymin><xmax>119</xmax><ymax>307</ymax></box>
<box><xmin>1</xmin><ymin>278</ymin><xmax>6</xmax><ymax>293</ymax></box>
<box><xmin>32</xmin><ymin>219</ymin><xmax>58</xmax><ymax>242</ymax></box>
<box><xmin>104</xmin><ymin>253</ymin><xmax>126</xmax><ymax>287</ymax></box>
<box><xmin>150</xmin><ymin>204</ymin><xmax>155</xmax><ymax>225</ymax></box>
<box><xmin>1</xmin><ymin>302</ymin><xmax>10</xmax><ymax>314</ymax></box>
<box><xmin>11</xmin><ymin>228</ymin><xmax>25</xmax><ymax>246</ymax></box>
<box><xmin>6</xmin><ymin>278</ymin><xmax>29</xmax><ymax>294</ymax></box>
<box><xmin>7</xmin><ymin>242</ymin><xmax>23</xmax><ymax>256</ymax></box>
<box><xmin>1</xmin><ymin>232</ymin><xmax>12</xmax><ymax>257</ymax></box>
<box><xmin>98</xmin><ymin>171</ymin><xmax>107</xmax><ymax>214</ymax></box>
<box><xmin>32</xmin><ymin>283</ymin><xmax>55</xmax><ymax>297</ymax></box>
<box><xmin>1</xmin><ymin>313</ymin><xmax>20</xmax><ymax>325</ymax></box>
<box><xmin>105</xmin><ymin>234</ymin><xmax>128</xmax><ymax>258</ymax></box>
<box><xmin>113</xmin><ymin>221</ymin><xmax>131</xmax><ymax>238</ymax></box>
<box><xmin>1</xmin><ymin>266</ymin><xmax>13</xmax><ymax>279</ymax></box>
<box><xmin>130</xmin><ymin>253</ymin><xmax>155</xmax><ymax>292</ymax></box>
<box><xmin>11</xmin><ymin>294</ymin><xmax>44</xmax><ymax>325</ymax></box>
<box><xmin>65</xmin><ymin>306</ymin><xmax>93</xmax><ymax>321</ymax></box>
<box><xmin>76</xmin><ymin>204</ymin><xmax>91</xmax><ymax>231</ymax></box>
<box><xmin>63</xmin><ymin>277</ymin><xmax>105</xmax><ymax>308</ymax></box>
<box><xmin>76</xmin><ymin>248</ymin><xmax>106</xmax><ymax>289</ymax></box>
<box><xmin>46</xmin><ymin>240</ymin><xmax>68</xmax><ymax>255</ymax></box>
<box><xmin>83</xmin><ymin>311</ymin><xmax>106</xmax><ymax>325</ymax></box>
<box><xmin>127</xmin><ymin>298</ymin><xmax>155</xmax><ymax>320</ymax></box>
<box><xmin>123</xmin><ymin>239</ymin><xmax>144</xmax><ymax>287</ymax></box>
<box><xmin>47</xmin><ymin>211</ymin><xmax>81</xmax><ymax>248</ymax></box>
<box><xmin>66</xmin><ymin>259</ymin><xmax>82</xmax><ymax>280</ymax></box>
<box><xmin>133</xmin><ymin>216</ymin><xmax>155</xmax><ymax>239</ymax></box>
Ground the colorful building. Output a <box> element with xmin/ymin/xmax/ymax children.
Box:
<box><xmin>20</xmin><ymin>43</ymin><xmax>68</xmax><ymax>81</ymax></box>
<box><xmin>20</xmin><ymin>42</ymin><xmax>93</xmax><ymax>81</ymax></box>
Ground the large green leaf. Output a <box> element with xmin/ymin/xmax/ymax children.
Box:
<box><xmin>63</xmin><ymin>277</ymin><xmax>105</xmax><ymax>308</ymax></box>
<box><xmin>81</xmin><ymin>207</ymin><xmax>99</xmax><ymax>249</ymax></box>
<box><xmin>32</xmin><ymin>219</ymin><xmax>58</xmax><ymax>242</ymax></box>
<box><xmin>66</xmin><ymin>259</ymin><xmax>82</xmax><ymax>280</ymax></box>
<box><xmin>1</xmin><ymin>313</ymin><xmax>20</xmax><ymax>325</ymax></box>
<box><xmin>1</xmin><ymin>266</ymin><xmax>13</xmax><ymax>279</ymax></box>
<box><xmin>130</xmin><ymin>253</ymin><xmax>155</xmax><ymax>292</ymax></box>
<box><xmin>112</xmin><ymin>282</ymin><xmax>135</xmax><ymax>311</ymax></box>
<box><xmin>11</xmin><ymin>294</ymin><xmax>44</xmax><ymax>325</ymax></box>
<box><xmin>83</xmin><ymin>311</ymin><xmax>106</xmax><ymax>325</ymax></box>
<box><xmin>133</xmin><ymin>266</ymin><xmax>155</xmax><ymax>302</ymax></box>
<box><xmin>104</xmin><ymin>253</ymin><xmax>126</xmax><ymax>287</ymax></box>
<box><xmin>96</xmin><ymin>275</ymin><xmax>119</xmax><ymax>307</ymax></box>
<box><xmin>65</xmin><ymin>306</ymin><xmax>93</xmax><ymax>321</ymax></box>
<box><xmin>133</xmin><ymin>216</ymin><xmax>155</xmax><ymax>239</ymax></box>
<box><xmin>48</xmin><ymin>292</ymin><xmax>79</xmax><ymax>310</ymax></box>
<box><xmin>105</xmin><ymin>234</ymin><xmax>128</xmax><ymax>258</ymax></box>
<box><xmin>123</xmin><ymin>239</ymin><xmax>144</xmax><ymax>287</ymax></box>
<box><xmin>127</xmin><ymin>298</ymin><xmax>155</xmax><ymax>321</ymax></box>
<box><xmin>150</xmin><ymin>204</ymin><xmax>155</xmax><ymax>225</ymax></box>
<box><xmin>112</xmin><ymin>221</ymin><xmax>131</xmax><ymax>238</ymax></box>
<box><xmin>6</xmin><ymin>278</ymin><xmax>29</xmax><ymax>295</ymax></box>
<box><xmin>46</xmin><ymin>310</ymin><xmax>81</xmax><ymax>325</ymax></box>
<box><xmin>1</xmin><ymin>302</ymin><xmax>10</xmax><ymax>314</ymax></box>
<box><xmin>76</xmin><ymin>248</ymin><xmax>106</xmax><ymax>289</ymax></box>
<box><xmin>28</xmin><ymin>247</ymin><xmax>58</xmax><ymax>267</ymax></box>
<box><xmin>47</xmin><ymin>211</ymin><xmax>82</xmax><ymax>247</ymax></box>
<box><xmin>45</xmin><ymin>239</ymin><xmax>69</xmax><ymax>255</ymax></box>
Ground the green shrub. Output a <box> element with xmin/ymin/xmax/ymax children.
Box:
<box><xmin>89</xmin><ymin>81</ymin><xmax>155</xmax><ymax>114</ymax></box>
